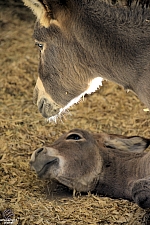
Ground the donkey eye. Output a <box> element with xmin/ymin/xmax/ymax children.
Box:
<box><xmin>35</xmin><ymin>42</ymin><xmax>43</xmax><ymax>50</ymax></box>
<box><xmin>66</xmin><ymin>134</ymin><xmax>82</xmax><ymax>140</ymax></box>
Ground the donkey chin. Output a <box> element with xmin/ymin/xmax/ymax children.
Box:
<box><xmin>37</xmin><ymin>96</ymin><xmax>81</xmax><ymax>122</ymax></box>
<box><xmin>37</xmin><ymin>77</ymin><xmax>104</xmax><ymax>122</ymax></box>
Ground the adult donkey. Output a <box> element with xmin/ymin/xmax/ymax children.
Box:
<box><xmin>23</xmin><ymin>0</ymin><xmax>150</xmax><ymax>121</ymax></box>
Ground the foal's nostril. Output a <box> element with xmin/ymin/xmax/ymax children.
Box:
<box><xmin>35</xmin><ymin>147</ymin><xmax>44</xmax><ymax>157</ymax></box>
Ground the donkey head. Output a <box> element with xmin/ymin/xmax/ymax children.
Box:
<box><xmin>30</xmin><ymin>129</ymin><xmax>103</xmax><ymax>192</ymax></box>
<box><xmin>30</xmin><ymin>128</ymin><xmax>150</xmax><ymax>193</ymax></box>
<box><xmin>23</xmin><ymin>0</ymin><xmax>103</xmax><ymax>121</ymax></box>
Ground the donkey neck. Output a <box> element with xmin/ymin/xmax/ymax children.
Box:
<box><xmin>72</xmin><ymin>1</ymin><xmax>150</xmax><ymax>90</ymax></box>
<box><xmin>96</xmin><ymin>147</ymin><xmax>148</xmax><ymax>200</ymax></box>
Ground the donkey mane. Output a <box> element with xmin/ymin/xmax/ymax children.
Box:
<box><xmin>84</xmin><ymin>1</ymin><xmax>150</xmax><ymax>29</ymax></box>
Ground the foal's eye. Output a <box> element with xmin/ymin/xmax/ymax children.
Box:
<box><xmin>35</xmin><ymin>42</ymin><xmax>43</xmax><ymax>50</ymax></box>
<box><xmin>66</xmin><ymin>134</ymin><xmax>82</xmax><ymax>140</ymax></box>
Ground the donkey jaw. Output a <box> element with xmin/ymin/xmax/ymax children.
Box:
<box><xmin>47</xmin><ymin>77</ymin><xmax>103</xmax><ymax>123</ymax></box>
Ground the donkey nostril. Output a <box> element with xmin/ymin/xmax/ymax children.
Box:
<box><xmin>36</xmin><ymin>147</ymin><xmax>44</xmax><ymax>156</ymax></box>
<box><xmin>38</xmin><ymin>98</ymin><xmax>45</xmax><ymax>113</ymax></box>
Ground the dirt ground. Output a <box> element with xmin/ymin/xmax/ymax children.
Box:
<box><xmin>0</xmin><ymin>1</ymin><xmax>150</xmax><ymax>224</ymax></box>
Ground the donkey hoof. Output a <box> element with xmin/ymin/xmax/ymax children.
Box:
<box><xmin>132</xmin><ymin>179</ymin><xmax>150</xmax><ymax>209</ymax></box>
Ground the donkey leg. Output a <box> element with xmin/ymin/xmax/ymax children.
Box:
<box><xmin>131</xmin><ymin>177</ymin><xmax>150</xmax><ymax>209</ymax></box>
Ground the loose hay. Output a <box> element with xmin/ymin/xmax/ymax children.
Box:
<box><xmin>0</xmin><ymin>1</ymin><xmax>150</xmax><ymax>224</ymax></box>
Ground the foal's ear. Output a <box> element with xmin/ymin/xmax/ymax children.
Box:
<box><xmin>22</xmin><ymin>0</ymin><xmax>69</xmax><ymax>27</ymax></box>
<box><xmin>104</xmin><ymin>135</ymin><xmax>150</xmax><ymax>153</ymax></box>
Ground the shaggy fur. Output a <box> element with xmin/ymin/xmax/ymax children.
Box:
<box><xmin>23</xmin><ymin>0</ymin><xmax>150</xmax><ymax>120</ymax></box>
<box><xmin>30</xmin><ymin>129</ymin><xmax>150</xmax><ymax>208</ymax></box>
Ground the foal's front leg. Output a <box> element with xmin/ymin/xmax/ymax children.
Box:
<box><xmin>131</xmin><ymin>177</ymin><xmax>150</xmax><ymax>209</ymax></box>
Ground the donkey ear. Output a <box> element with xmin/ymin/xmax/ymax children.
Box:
<box><xmin>104</xmin><ymin>135</ymin><xmax>150</xmax><ymax>153</ymax></box>
<box><xmin>22</xmin><ymin>0</ymin><xmax>68</xmax><ymax>27</ymax></box>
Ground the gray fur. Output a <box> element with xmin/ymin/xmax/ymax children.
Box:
<box><xmin>23</xmin><ymin>0</ymin><xmax>150</xmax><ymax>118</ymax></box>
<box><xmin>30</xmin><ymin>129</ymin><xmax>150</xmax><ymax>208</ymax></box>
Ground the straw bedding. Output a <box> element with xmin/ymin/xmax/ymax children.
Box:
<box><xmin>0</xmin><ymin>1</ymin><xmax>150</xmax><ymax>224</ymax></box>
